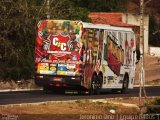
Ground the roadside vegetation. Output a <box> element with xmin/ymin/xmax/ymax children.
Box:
<box><xmin>145</xmin><ymin>97</ymin><xmax>160</xmax><ymax>120</ymax></box>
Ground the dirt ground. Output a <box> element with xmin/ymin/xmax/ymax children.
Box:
<box><xmin>0</xmin><ymin>97</ymin><xmax>157</xmax><ymax>120</ymax></box>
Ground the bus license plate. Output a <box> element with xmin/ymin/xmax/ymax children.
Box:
<box><xmin>53</xmin><ymin>77</ymin><xmax>62</xmax><ymax>81</ymax></box>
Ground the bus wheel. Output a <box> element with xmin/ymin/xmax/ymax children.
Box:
<box><xmin>56</xmin><ymin>88</ymin><xmax>65</xmax><ymax>94</ymax></box>
<box><xmin>89</xmin><ymin>74</ymin><xmax>99</xmax><ymax>95</ymax></box>
<box><xmin>121</xmin><ymin>75</ymin><xmax>129</xmax><ymax>94</ymax></box>
<box><xmin>43</xmin><ymin>85</ymin><xmax>52</xmax><ymax>94</ymax></box>
<box><xmin>98</xmin><ymin>74</ymin><xmax>103</xmax><ymax>89</ymax></box>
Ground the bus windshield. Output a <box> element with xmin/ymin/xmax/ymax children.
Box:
<box><xmin>35</xmin><ymin>20</ymin><xmax>83</xmax><ymax>63</ymax></box>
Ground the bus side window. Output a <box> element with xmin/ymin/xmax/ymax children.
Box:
<box><xmin>80</xmin><ymin>45</ymin><xmax>85</xmax><ymax>61</ymax></box>
<box><xmin>103</xmin><ymin>31</ymin><xmax>108</xmax><ymax>61</ymax></box>
<box><xmin>136</xmin><ymin>49</ymin><xmax>140</xmax><ymax>63</ymax></box>
<box><xmin>104</xmin><ymin>43</ymin><xmax>108</xmax><ymax>61</ymax></box>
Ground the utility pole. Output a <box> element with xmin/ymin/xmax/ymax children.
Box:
<box><xmin>139</xmin><ymin>0</ymin><xmax>146</xmax><ymax>107</ymax></box>
<box><xmin>140</xmin><ymin>0</ymin><xmax>152</xmax><ymax>61</ymax></box>
<box><xmin>140</xmin><ymin>0</ymin><xmax>144</xmax><ymax>66</ymax></box>
<box><xmin>46</xmin><ymin>0</ymin><xmax>50</xmax><ymax>19</ymax></box>
<box><xmin>140</xmin><ymin>0</ymin><xmax>145</xmax><ymax>68</ymax></box>
<box><xmin>139</xmin><ymin>0</ymin><xmax>151</xmax><ymax>107</ymax></box>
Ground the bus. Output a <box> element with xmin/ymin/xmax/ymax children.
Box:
<box><xmin>35</xmin><ymin>20</ymin><xmax>136</xmax><ymax>94</ymax></box>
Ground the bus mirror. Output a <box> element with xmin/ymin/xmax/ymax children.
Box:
<box><xmin>136</xmin><ymin>49</ymin><xmax>140</xmax><ymax>64</ymax></box>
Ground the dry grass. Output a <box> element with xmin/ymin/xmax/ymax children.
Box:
<box><xmin>0</xmin><ymin>97</ymin><xmax>157</xmax><ymax>120</ymax></box>
<box><xmin>0</xmin><ymin>102</ymin><xmax>114</xmax><ymax>115</ymax></box>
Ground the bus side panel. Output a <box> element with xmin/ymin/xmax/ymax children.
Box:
<box><xmin>101</xmin><ymin>30</ymin><xmax>136</xmax><ymax>89</ymax></box>
<box><xmin>81</xmin><ymin>28</ymin><xmax>96</xmax><ymax>89</ymax></box>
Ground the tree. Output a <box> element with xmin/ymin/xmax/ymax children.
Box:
<box><xmin>145</xmin><ymin>97</ymin><xmax>160</xmax><ymax>120</ymax></box>
<box><xmin>72</xmin><ymin>0</ymin><xmax>127</xmax><ymax>12</ymax></box>
<box><xmin>0</xmin><ymin>0</ymin><xmax>90</xmax><ymax>81</ymax></box>
<box><xmin>37</xmin><ymin>0</ymin><xmax>90</xmax><ymax>21</ymax></box>
<box><xmin>149</xmin><ymin>15</ymin><xmax>160</xmax><ymax>47</ymax></box>
<box><xmin>0</xmin><ymin>0</ymin><xmax>37</xmax><ymax>80</ymax></box>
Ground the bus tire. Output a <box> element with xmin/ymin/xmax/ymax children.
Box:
<box><xmin>55</xmin><ymin>87</ymin><xmax>63</xmax><ymax>94</ymax></box>
<box><xmin>89</xmin><ymin>74</ymin><xmax>97</xmax><ymax>95</ymax></box>
<box><xmin>121</xmin><ymin>75</ymin><xmax>129</xmax><ymax>94</ymax></box>
<box><xmin>98</xmin><ymin>73</ymin><xmax>103</xmax><ymax>89</ymax></box>
<box><xmin>96</xmin><ymin>73</ymin><xmax>103</xmax><ymax>94</ymax></box>
<box><xmin>43</xmin><ymin>86</ymin><xmax>52</xmax><ymax>94</ymax></box>
<box><xmin>89</xmin><ymin>74</ymin><xmax>102</xmax><ymax>95</ymax></box>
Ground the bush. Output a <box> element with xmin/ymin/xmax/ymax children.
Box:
<box><xmin>145</xmin><ymin>97</ymin><xmax>160</xmax><ymax>120</ymax></box>
<box><xmin>8</xmin><ymin>67</ymin><xmax>21</xmax><ymax>81</ymax></box>
<box><xmin>20</xmin><ymin>66</ymin><xmax>33</xmax><ymax>80</ymax></box>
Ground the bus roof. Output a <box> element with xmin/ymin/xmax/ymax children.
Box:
<box><xmin>41</xmin><ymin>20</ymin><xmax>133</xmax><ymax>33</ymax></box>
<box><xmin>82</xmin><ymin>22</ymin><xmax>133</xmax><ymax>32</ymax></box>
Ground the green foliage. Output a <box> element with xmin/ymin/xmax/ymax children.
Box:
<box><xmin>0</xmin><ymin>0</ymin><xmax>36</xmax><ymax>81</ymax></box>
<box><xmin>145</xmin><ymin>98</ymin><xmax>160</xmax><ymax>120</ymax></box>
<box><xmin>146</xmin><ymin>98</ymin><xmax>160</xmax><ymax>113</ymax></box>
<box><xmin>149</xmin><ymin>16</ymin><xmax>160</xmax><ymax>47</ymax></box>
<box><xmin>39</xmin><ymin>0</ymin><xmax>90</xmax><ymax>22</ymax></box>
<box><xmin>73</xmin><ymin>0</ymin><xmax>127</xmax><ymax>12</ymax></box>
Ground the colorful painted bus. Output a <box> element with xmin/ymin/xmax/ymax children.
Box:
<box><xmin>35</xmin><ymin>20</ymin><xmax>136</xmax><ymax>94</ymax></box>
